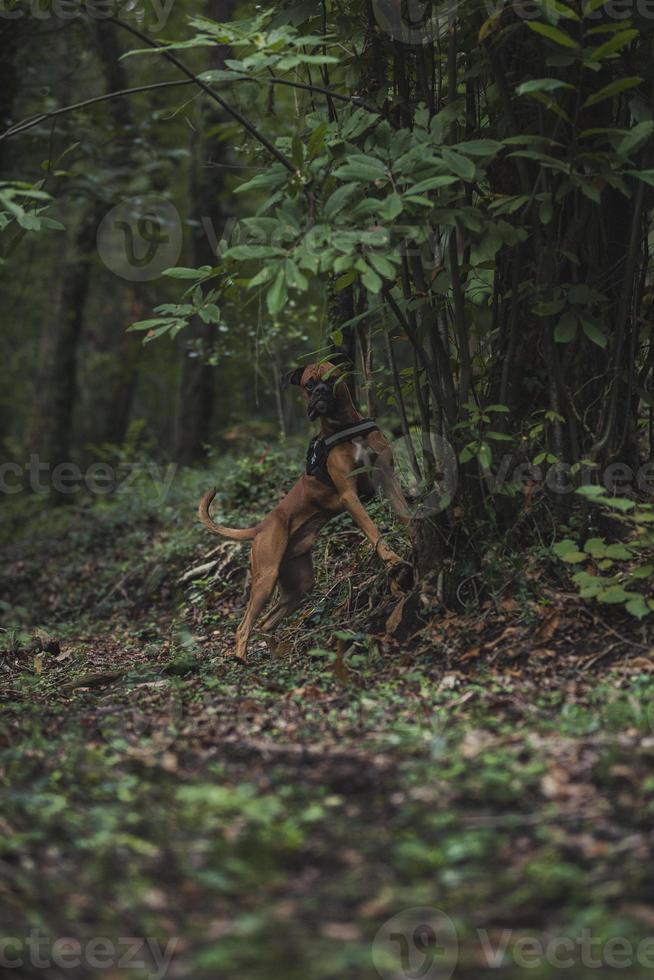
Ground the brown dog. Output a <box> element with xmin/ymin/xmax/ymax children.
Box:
<box><xmin>198</xmin><ymin>361</ymin><xmax>410</xmax><ymax>659</ymax></box>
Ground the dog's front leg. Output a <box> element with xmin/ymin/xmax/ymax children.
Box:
<box><xmin>329</xmin><ymin>464</ymin><xmax>403</xmax><ymax>564</ymax></box>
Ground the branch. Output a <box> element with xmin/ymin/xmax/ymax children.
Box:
<box><xmin>1</xmin><ymin>74</ymin><xmax>376</xmax><ymax>146</ymax></box>
<box><xmin>0</xmin><ymin>79</ymin><xmax>195</xmax><ymax>143</ymax></box>
<box><xmin>99</xmin><ymin>10</ymin><xmax>297</xmax><ymax>174</ymax></box>
<box><xmin>382</xmin><ymin>285</ymin><xmax>449</xmax><ymax>420</ymax></box>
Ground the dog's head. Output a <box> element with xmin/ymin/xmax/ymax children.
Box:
<box><xmin>282</xmin><ymin>361</ymin><xmax>345</xmax><ymax>420</ymax></box>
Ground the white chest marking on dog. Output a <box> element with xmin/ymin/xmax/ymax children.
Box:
<box><xmin>353</xmin><ymin>437</ymin><xmax>373</xmax><ymax>466</ymax></box>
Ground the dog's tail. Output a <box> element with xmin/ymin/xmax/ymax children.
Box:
<box><xmin>198</xmin><ymin>489</ymin><xmax>259</xmax><ymax>541</ymax></box>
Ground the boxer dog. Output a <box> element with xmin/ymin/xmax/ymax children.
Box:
<box><xmin>198</xmin><ymin>361</ymin><xmax>410</xmax><ymax>659</ymax></box>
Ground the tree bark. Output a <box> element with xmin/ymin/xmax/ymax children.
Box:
<box><xmin>174</xmin><ymin>0</ymin><xmax>236</xmax><ymax>465</ymax></box>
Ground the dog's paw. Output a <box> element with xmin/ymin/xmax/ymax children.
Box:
<box><xmin>376</xmin><ymin>541</ymin><xmax>404</xmax><ymax>565</ymax></box>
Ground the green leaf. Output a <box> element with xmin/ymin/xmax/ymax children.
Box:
<box><xmin>581</xmin><ymin>318</ymin><xmax>607</xmax><ymax>348</ymax></box>
<box><xmin>629</xmin><ymin>564</ymin><xmax>654</xmax><ymax>579</ymax></box>
<box><xmin>127</xmin><ymin>318</ymin><xmax>171</xmax><ymax>332</ymax></box>
<box><xmin>441</xmin><ymin>148</ymin><xmax>476</xmax><ymax>181</ymax></box>
<box><xmin>534</xmin><ymin>298</ymin><xmax>565</xmax><ymax>316</ymax></box>
<box><xmin>307</xmin><ymin>121</ymin><xmax>328</xmax><ymax>159</ymax></box>
<box><xmin>508</xmin><ymin>150</ymin><xmax>568</xmax><ymax>172</ymax></box>
<box><xmin>284</xmin><ymin>259</ymin><xmax>308</xmax><ymax>291</ymax></box>
<box><xmin>527</xmin><ymin>21</ymin><xmax>579</xmax><ymax>49</ymax></box>
<box><xmin>454</xmin><ymin>139</ymin><xmax>504</xmax><ymax>156</ymax></box>
<box><xmin>576</xmin><ymin>484</ymin><xmax>606</xmax><ymax>497</ymax></box>
<box><xmin>162</xmin><ymin>266</ymin><xmax>211</xmax><ymax>279</ymax></box>
<box><xmin>235</xmin><ymin>166</ymin><xmax>288</xmax><ymax>195</ymax></box>
<box><xmin>324</xmin><ymin>183</ymin><xmax>358</xmax><ymax>218</ymax></box>
<box><xmin>247</xmin><ymin>266</ymin><xmax>274</xmax><ymax>288</ymax></box>
<box><xmin>379</xmin><ymin>193</ymin><xmax>404</xmax><ymax>220</ymax></box>
<box><xmin>333</xmin><ymin>155</ymin><xmax>388</xmax><ymax>182</ymax></box>
<box><xmin>583</xmin><ymin>77</ymin><xmax>642</xmax><ymax>108</ymax></box>
<box><xmin>562</xmin><ymin>550</ymin><xmax>587</xmax><ymax>563</ymax></box>
<box><xmin>225</xmin><ymin>245</ymin><xmax>283</xmax><ymax>260</ymax></box>
<box><xmin>553</xmin><ymin>538</ymin><xmax>579</xmax><ymax>556</ymax></box>
<box><xmin>631</xmin><ymin>170</ymin><xmax>654</xmax><ymax>188</ymax></box>
<box><xmin>554</xmin><ymin>312</ymin><xmax>577</xmax><ymax>342</ymax></box>
<box><xmin>486</xmin><ymin>431</ymin><xmax>514</xmax><ymax>441</ymax></box>
<box><xmin>408</xmin><ymin>176</ymin><xmax>459</xmax><ymax>194</ymax></box>
<box><xmin>540</xmin><ymin>0</ymin><xmax>581</xmax><ymax>20</ymax></box>
<box><xmin>517</xmin><ymin>78</ymin><xmax>573</xmax><ymax>96</ymax></box>
<box><xmin>584</xmin><ymin>537</ymin><xmax>607</xmax><ymax>557</ymax></box>
<box><xmin>334</xmin><ymin>270</ymin><xmax>356</xmax><ymax>291</ymax></box>
<box><xmin>597</xmin><ymin>586</ymin><xmax>631</xmax><ymax>604</ymax></box>
<box><xmin>368</xmin><ymin>253</ymin><xmax>397</xmax><ymax>280</ymax></box>
<box><xmin>605</xmin><ymin>543</ymin><xmax>632</xmax><ymax>560</ymax></box>
<box><xmin>583</xmin><ymin>0</ymin><xmax>608</xmax><ymax>13</ymax></box>
<box><xmin>602</xmin><ymin>496</ymin><xmax>635</xmax><ymax>511</ymax></box>
<box><xmin>359</xmin><ymin>262</ymin><xmax>382</xmax><ymax>293</ymax></box>
<box><xmin>618</xmin><ymin>121</ymin><xmax>654</xmax><ymax>157</ymax></box>
<box><xmin>478</xmin><ymin>442</ymin><xmax>492</xmax><ymax>469</ymax></box>
<box><xmin>591</xmin><ymin>29</ymin><xmax>638</xmax><ymax>61</ymax></box>
<box><xmin>266</xmin><ymin>265</ymin><xmax>287</xmax><ymax>315</ymax></box>
<box><xmin>625</xmin><ymin>596</ymin><xmax>650</xmax><ymax>619</ymax></box>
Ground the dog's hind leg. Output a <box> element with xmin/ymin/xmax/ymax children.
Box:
<box><xmin>234</xmin><ymin>519</ymin><xmax>288</xmax><ymax>660</ymax></box>
<box><xmin>259</xmin><ymin>552</ymin><xmax>315</xmax><ymax>633</ymax></box>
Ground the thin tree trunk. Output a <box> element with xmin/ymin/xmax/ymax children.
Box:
<box><xmin>174</xmin><ymin>0</ymin><xmax>236</xmax><ymax>465</ymax></box>
<box><xmin>30</xmin><ymin>202</ymin><xmax>101</xmax><ymax>473</ymax></box>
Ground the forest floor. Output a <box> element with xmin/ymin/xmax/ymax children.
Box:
<box><xmin>2</xmin><ymin>445</ymin><xmax>654</xmax><ymax>980</ymax></box>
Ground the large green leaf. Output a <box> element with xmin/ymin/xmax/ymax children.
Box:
<box><xmin>618</xmin><ymin>121</ymin><xmax>654</xmax><ymax>157</ymax></box>
<box><xmin>554</xmin><ymin>312</ymin><xmax>577</xmax><ymax>343</ymax></box>
<box><xmin>583</xmin><ymin>77</ymin><xmax>642</xmax><ymax>108</ymax></box>
<box><xmin>591</xmin><ymin>29</ymin><xmax>639</xmax><ymax>60</ymax></box>
<box><xmin>266</xmin><ymin>265</ymin><xmax>287</xmax><ymax>315</ymax></box>
<box><xmin>527</xmin><ymin>21</ymin><xmax>579</xmax><ymax>48</ymax></box>
<box><xmin>409</xmin><ymin>176</ymin><xmax>459</xmax><ymax>194</ymax></box>
<box><xmin>517</xmin><ymin>78</ymin><xmax>573</xmax><ymax>96</ymax></box>
<box><xmin>323</xmin><ymin>184</ymin><xmax>358</xmax><ymax>218</ymax></box>
<box><xmin>333</xmin><ymin>156</ymin><xmax>388</xmax><ymax>182</ymax></box>
<box><xmin>441</xmin><ymin>148</ymin><xmax>475</xmax><ymax>181</ymax></box>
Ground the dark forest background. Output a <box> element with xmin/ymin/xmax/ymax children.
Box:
<box><xmin>3</xmin><ymin>5</ymin><xmax>654</xmax><ymax>978</ymax></box>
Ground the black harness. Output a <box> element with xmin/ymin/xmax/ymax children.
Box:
<box><xmin>306</xmin><ymin>418</ymin><xmax>379</xmax><ymax>489</ymax></box>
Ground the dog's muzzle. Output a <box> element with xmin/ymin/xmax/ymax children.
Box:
<box><xmin>307</xmin><ymin>382</ymin><xmax>335</xmax><ymax>420</ymax></box>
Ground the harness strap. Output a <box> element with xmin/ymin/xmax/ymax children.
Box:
<box><xmin>306</xmin><ymin>419</ymin><xmax>379</xmax><ymax>489</ymax></box>
<box><xmin>323</xmin><ymin>418</ymin><xmax>378</xmax><ymax>448</ymax></box>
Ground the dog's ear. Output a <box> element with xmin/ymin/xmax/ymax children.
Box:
<box><xmin>281</xmin><ymin>367</ymin><xmax>304</xmax><ymax>389</ymax></box>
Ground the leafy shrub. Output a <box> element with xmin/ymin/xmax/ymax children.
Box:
<box><xmin>553</xmin><ymin>486</ymin><xmax>654</xmax><ymax>619</ymax></box>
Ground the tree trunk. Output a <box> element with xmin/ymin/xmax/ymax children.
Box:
<box><xmin>77</xmin><ymin>22</ymin><xmax>142</xmax><ymax>456</ymax></box>
<box><xmin>174</xmin><ymin>0</ymin><xmax>236</xmax><ymax>465</ymax></box>
<box><xmin>30</xmin><ymin>203</ymin><xmax>101</xmax><ymax>472</ymax></box>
